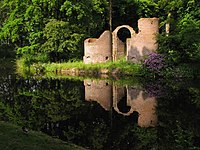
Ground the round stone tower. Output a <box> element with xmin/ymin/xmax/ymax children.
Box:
<box><xmin>127</xmin><ymin>18</ymin><xmax>159</xmax><ymax>63</ymax></box>
<box><xmin>138</xmin><ymin>18</ymin><xmax>159</xmax><ymax>35</ymax></box>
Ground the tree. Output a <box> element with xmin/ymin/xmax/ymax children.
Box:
<box><xmin>0</xmin><ymin>0</ymin><xmax>109</xmax><ymax>62</ymax></box>
<box><xmin>157</xmin><ymin>0</ymin><xmax>200</xmax><ymax>63</ymax></box>
<box><xmin>41</xmin><ymin>19</ymin><xmax>85</xmax><ymax>62</ymax></box>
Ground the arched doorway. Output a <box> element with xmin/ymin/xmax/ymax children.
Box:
<box><xmin>117</xmin><ymin>27</ymin><xmax>131</xmax><ymax>43</ymax></box>
<box><xmin>112</xmin><ymin>25</ymin><xmax>136</xmax><ymax>61</ymax></box>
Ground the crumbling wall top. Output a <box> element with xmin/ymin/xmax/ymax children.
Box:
<box><xmin>138</xmin><ymin>18</ymin><xmax>159</xmax><ymax>34</ymax></box>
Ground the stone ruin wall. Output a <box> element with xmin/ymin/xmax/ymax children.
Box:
<box><xmin>83</xmin><ymin>31</ymin><xmax>112</xmax><ymax>64</ymax></box>
<box><xmin>84</xmin><ymin>18</ymin><xmax>159</xmax><ymax>64</ymax></box>
<box><xmin>112</xmin><ymin>25</ymin><xmax>136</xmax><ymax>61</ymax></box>
<box><xmin>127</xmin><ymin>18</ymin><xmax>159</xmax><ymax>63</ymax></box>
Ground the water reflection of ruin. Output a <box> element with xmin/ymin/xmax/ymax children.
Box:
<box><xmin>84</xmin><ymin>80</ymin><xmax>157</xmax><ymax>127</ymax></box>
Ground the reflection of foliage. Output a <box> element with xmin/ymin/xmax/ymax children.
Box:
<box><xmin>141</xmin><ymin>79</ymin><xmax>166</xmax><ymax>98</ymax></box>
<box><xmin>189</xmin><ymin>87</ymin><xmax>200</xmax><ymax>108</ymax></box>
<box><xmin>172</xmin><ymin>121</ymin><xmax>195</xmax><ymax>150</ymax></box>
<box><xmin>87</xmin><ymin>121</ymin><xmax>109</xmax><ymax>150</ymax></box>
<box><xmin>0</xmin><ymin>101</ymin><xmax>16</xmax><ymax>122</ymax></box>
<box><xmin>157</xmin><ymin>80</ymin><xmax>200</xmax><ymax>149</ymax></box>
<box><xmin>133</xmin><ymin>127</ymin><xmax>158</xmax><ymax>150</ymax></box>
<box><xmin>109</xmin><ymin>124</ymin><xmax>136</xmax><ymax>150</ymax></box>
<box><xmin>14</xmin><ymin>78</ymin><xmax>85</xmax><ymax>129</ymax></box>
<box><xmin>62</xmin><ymin>103</ymin><xmax>111</xmax><ymax>150</ymax></box>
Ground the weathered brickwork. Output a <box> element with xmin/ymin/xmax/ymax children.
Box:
<box><xmin>127</xmin><ymin>18</ymin><xmax>159</xmax><ymax>63</ymax></box>
<box><xmin>83</xmin><ymin>31</ymin><xmax>112</xmax><ymax>64</ymax></box>
<box><xmin>112</xmin><ymin>25</ymin><xmax>136</xmax><ymax>61</ymax></box>
<box><xmin>84</xmin><ymin>18</ymin><xmax>159</xmax><ymax>64</ymax></box>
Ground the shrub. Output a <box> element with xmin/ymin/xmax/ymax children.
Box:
<box><xmin>143</xmin><ymin>52</ymin><xmax>166</xmax><ymax>75</ymax></box>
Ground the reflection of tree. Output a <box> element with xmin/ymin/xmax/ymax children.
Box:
<box><xmin>0</xmin><ymin>73</ymin><xmax>17</xmax><ymax>122</ymax></box>
<box><xmin>14</xmin><ymin>78</ymin><xmax>85</xmax><ymax>129</ymax></box>
<box><xmin>132</xmin><ymin>126</ymin><xmax>158</xmax><ymax>150</ymax></box>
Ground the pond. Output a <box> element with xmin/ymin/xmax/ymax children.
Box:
<box><xmin>0</xmin><ymin>59</ymin><xmax>200</xmax><ymax>150</ymax></box>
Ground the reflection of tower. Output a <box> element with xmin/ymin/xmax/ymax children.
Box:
<box><xmin>127</xmin><ymin>86</ymin><xmax>157</xmax><ymax>127</ymax></box>
<box><xmin>113</xmin><ymin>86</ymin><xmax>157</xmax><ymax>127</ymax></box>
<box><xmin>84</xmin><ymin>80</ymin><xmax>157</xmax><ymax>127</ymax></box>
<box><xmin>84</xmin><ymin>80</ymin><xmax>112</xmax><ymax>110</ymax></box>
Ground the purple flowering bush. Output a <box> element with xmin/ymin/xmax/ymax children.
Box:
<box><xmin>143</xmin><ymin>52</ymin><xmax>166</xmax><ymax>75</ymax></box>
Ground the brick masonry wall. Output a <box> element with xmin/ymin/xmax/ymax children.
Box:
<box><xmin>84</xmin><ymin>18</ymin><xmax>159</xmax><ymax>64</ymax></box>
<box><xmin>84</xmin><ymin>31</ymin><xmax>112</xmax><ymax>64</ymax></box>
<box><xmin>127</xmin><ymin>18</ymin><xmax>159</xmax><ymax>63</ymax></box>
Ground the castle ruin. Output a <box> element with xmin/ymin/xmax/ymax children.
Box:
<box><xmin>84</xmin><ymin>18</ymin><xmax>159</xmax><ymax>64</ymax></box>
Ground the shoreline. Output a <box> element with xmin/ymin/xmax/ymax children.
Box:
<box><xmin>16</xmin><ymin>59</ymin><xmax>200</xmax><ymax>79</ymax></box>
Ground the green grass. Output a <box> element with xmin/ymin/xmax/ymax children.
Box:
<box><xmin>42</xmin><ymin>59</ymin><xmax>141</xmax><ymax>75</ymax></box>
<box><xmin>16</xmin><ymin>58</ymin><xmax>200</xmax><ymax>79</ymax></box>
<box><xmin>16</xmin><ymin>58</ymin><xmax>142</xmax><ymax>77</ymax></box>
<box><xmin>0</xmin><ymin>121</ymin><xmax>85</xmax><ymax>150</ymax></box>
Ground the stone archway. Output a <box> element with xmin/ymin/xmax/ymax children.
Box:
<box><xmin>112</xmin><ymin>25</ymin><xmax>136</xmax><ymax>61</ymax></box>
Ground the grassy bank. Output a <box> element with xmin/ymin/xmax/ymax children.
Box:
<box><xmin>16</xmin><ymin>58</ymin><xmax>200</xmax><ymax>79</ymax></box>
<box><xmin>0</xmin><ymin>121</ymin><xmax>85</xmax><ymax>150</ymax></box>
<box><xmin>16</xmin><ymin>58</ymin><xmax>142</xmax><ymax>77</ymax></box>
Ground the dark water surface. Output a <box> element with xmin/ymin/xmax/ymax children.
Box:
<box><xmin>0</xmin><ymin>60</ymin><xmax>200</xmax><ymax>150</ymax></box>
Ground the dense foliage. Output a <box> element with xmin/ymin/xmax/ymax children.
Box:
<box><xmin>157</xmin><ymin>0</ymin><xmax>200</xmax><ymax>64</ymax></box>
<box><xmin>0</xmin><ymin>0</ymin><xmax>108</xmax><ymax>61</ymax></box>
